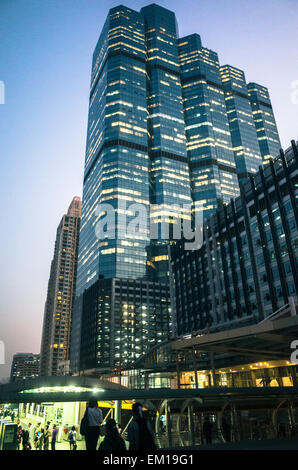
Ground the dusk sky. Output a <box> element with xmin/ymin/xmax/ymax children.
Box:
<box><xmin>0</xmin><ymin>0</ymin><xmax>297</xmax><ymax>379</ymax></box>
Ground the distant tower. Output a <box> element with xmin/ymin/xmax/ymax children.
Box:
<box><xmin>39</xmin><ymin>197</ymin><xmax>81</xmax><ymax>376</ymax></box>
<box><xmin>10</xmin><ymin>353</ymin><xmax>40</xmax><ymax>382</ymax></box>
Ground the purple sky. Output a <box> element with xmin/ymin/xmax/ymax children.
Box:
<box><xmin>0</xmin><ymin>0</ymin><xmax>297</xmax><ymax>379</ymax></box>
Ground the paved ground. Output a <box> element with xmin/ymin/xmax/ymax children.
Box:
<box><xmin>173</xmin><ymin>438</ymin><xmax>298</xmax><ymax>450</ymax></box>
<box><xmin>15</xmin><ymin>418</ymin><xmax>298</xmax><ymax>451</ymax></box>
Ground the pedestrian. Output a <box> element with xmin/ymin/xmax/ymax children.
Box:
<box><xmin>51</xmin><ymin>424</ymin><xmax>58</xmax><ymax>450</ymax></box>
<box><xmin>127</xmin><ymin>402</ymin><xmax>156</xmax><ymax>451</ymax></box>
<box><xmin>21</xmin><ymin>426</ymin><xmax>30</xmax><ymax>450</ymax></box>
<box><xmin>34</xmin><ymin>422</ymin><xmax>42</xmax><ymax>450</ymax></box>
<box><xmin>17</xmin><ymin>425</ymin><xmax>23</xmax><ymax>450</ymax></box>
<box><xmin>202</xmin><ymin>417</ymin><xmax>213</xmax><ymax>444</ymax></box>
<box><xmin>27</xmin><ymin>423</ymin><xmax>33</xmax><ymax>450</ymax></box>
<box><xmin>98</xmin><ymin>418</ymin><xmax>126</xmax><ymax>451</ymax></box>
<box><xmin>81</xmin><ymin>400</ymin><xmax>103</xmax><ymax>450</ymax></box>
<box><xmin>43</xmin><ymin>425</ymin><xmax>51</xmax><ymax>450</ymax></box>
<box><xmin>68</xmin><ymin>426</ymin><xmax>77</xmax><ymax>450</ymax></box>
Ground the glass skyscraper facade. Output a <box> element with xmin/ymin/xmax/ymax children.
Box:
<box><xmin>71</xmin><ymin>3</ymin><xmax>282</xmax><ymax>373</ymax></box>
<box><xmin>248</xmin><ymin>82</ymin><xmax>281</xmax><ymax>164</ymax></box>
<box><xmin>76</xmin><ymin>6</ymin><xmax>150</xmax><ymax>292</ymax></box>
<box><xmin>77</xmin><ymin>4</ymin><xmax>282</xmax><ymax>291</ymax></box>
<box><xmin>178</xmin><ymin>34</ymin><xmax>239</xmax><ymax>217</ymax></box>
<box><xmin>142</xmin><ymin>4</ymin><xmax>192</xmax><ymax>280</ymax></box>
<box><xmin>220</xmin><ymin>65</ymin><xmax>263</xmax><ymax>184</ymax></box>
<box><xmin>170</xmin><ymin>141</ymin><xmax>298</xmax><ymax>337</ymax></box>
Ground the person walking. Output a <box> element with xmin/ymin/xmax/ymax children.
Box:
<box><xmin>98</xmin><ymin>419</ymin><xmax>126</xmax><ymax>451</ymax></box>
<box><xmin>43</xmin><ymin>425</ymin><xmax>51</xmax><ymax>450</ymax></box>
<box><xmin>68</xmin><ymin>426</ymin><xmax>77</xmax><ymax>450</ymax></box>
<box><xmin>127</xmin><ymin>403</ymin><xmax>156</xmax><ymax>451</ymax></box>
<box><xmin>81</xmin><ymin>400</ymin><xmax>103</xmax><ymax>450</ymax></box>
<box><xmin>51</xmin><ymin>424</ymin><xmax>58</xmax><ymax>450</ymax></box>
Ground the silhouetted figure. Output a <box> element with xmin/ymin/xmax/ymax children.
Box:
<box><xmin>203</xmin><ymin>417</ymin><xmax>213</xmax><ymax>444</ymax></box>
<box><xmin>127</xmin><ymin>403</ymin><xmax>156</xmax><ymax>450</ymax></box>
<box><xmin>98</xmin><ymin>419</ymin><xmax>126</xmax><ymax>451</ymax></box>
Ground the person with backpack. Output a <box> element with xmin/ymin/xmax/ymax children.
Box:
<box><xmin>98</xmin><ymin>419</ymin><xmax>126</xmax><ymax>451</ymax></box>
<box><xmin>68</xmin><ymin>426</ymin><xmax>77</xmax><ymax>450</ymax></box>
<box><xmin>34</xmin><ymin>422</ymin><xmax>42</xmax><ymax>450</ymax></box>
<box><xmin>21</xmin><ymin>427</ymin><xmax>30</xmax><ymax>450</ymax></box>
<box><xmin>127</xmin><ymin>403</ymin><xmax>156</xmax><ymax>451</ymax></box>
<box><xmin>80</xmin><ymin>400</ymin><xmax>103</xmax><ymax>450</ymax></box>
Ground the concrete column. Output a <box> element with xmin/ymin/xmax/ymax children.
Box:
<box><xmin>210</xmin><ymin>352</ymin><xmax>216</xmax><ymax>387</ymax></box>
<box><xmin>165</xmin><ymin>401</ymin><xmax>172</xmax><ymax>448</ymax></box>
<box><xmin>115</xmin><ymin>400</ymin><xmax>121</xmax><ymax>424</ymax></box>
<box><xmin>187</xmin><ymin>405</ymin><xmax>195</xmax><ymax>446</ymax></box>
<box><xmin>290</xmin><ymin>366</ymin><xmax>298</xmax><ymax>386</ymax></box>
<box><xmin>288</xmin><ymin>401</ymin><xmax>295</xmax><ymax>430</ymax></box>
<box><xmin>176</xmin><ymin>360</ymin><xmax>181</xmax><ymax>389</ymax></box>
<box><xmin>231</xmin><ymin>404</ymin><xmax>239</xmax><ymax>441</ymax></box>
<box><xmin>192</xmin><ymin>349</ymin><xmax>199</xmax><ymax>389</ymax></box>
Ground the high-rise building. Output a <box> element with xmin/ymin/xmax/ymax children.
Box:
<box><xmin>79</xmin><ymin>277</ymin><xmax>171</xmax><ymax>372</ymax></box>
<box><xmin>170</xmin><ymin>140</ymin><xmax>298</xmax><ymax>337</ymax></box>
<box><xmin>76</xmin><ymin>6</ymin><xmax>150</xmax><ymax>292</ymax></box>
<box><xmin>10</xmin><ymin>353</ymin><xmax>40</xmax><ymax>382</ymax></box>
<box><xmin>178</xmin><ymin>34</ymin><xmax>240</xmax><ymax>217</ymax></box>
<box><xmin>220</xmin><ymin>65</ymin><xmax>263</xmax><ymax>184</ymax></box>
<box><xmin>71</xmin><ymin>3</ymin><xmax>281</xmax><ymax>374</ymax></box>
<box><xmin>40</xmin><ymin>197</ymin><xmax>81</xmax><ymax>376</ymax></box>
<box><xmin>247</xmin><ymin>82</ymin><xmax>281</xmax><ymax>164</ymax></box>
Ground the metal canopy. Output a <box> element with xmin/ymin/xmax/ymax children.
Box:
<box><xmin>1</xmin><ymin>377</ymin><xmax>298</xmax><ymax>413</ymax></box>
<box><xmin>171</xmin><ymin>308</ymin><xmax>298</xmax><ymax>362</ymax></box>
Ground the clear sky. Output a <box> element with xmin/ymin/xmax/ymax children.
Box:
<box><xmin>0</xmin><ymin>0</ymin><xmax>297</xmax><ymax>380</ymax></box>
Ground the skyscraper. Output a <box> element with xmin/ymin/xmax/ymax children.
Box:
<box><xmin>220</xmin><ymin>65</ymin><xmax>263</xmax><ymax>184</ymax></box>
<box><xmin>71</xmin><ymin>3</ymin><xmax>281</xmax><ymax>374</ymax></box>
<box><xmin>247</xmin><ymin>82</ymin><xmax>281</xmax><ymax>164</ymax></box>
<box><xmin>178</xmin><ymin>34</ymin><xmax>240</xmax><ymax>217</ymax></box>
<box><xmin>40</xmin><ymin>197</ymin><xmax>81</xmax><ymax>376</ymax></box>
<box><xmin>76</xmin><ymin>6</ymin><xmax>150</xmax><ymax>293</ymax></box>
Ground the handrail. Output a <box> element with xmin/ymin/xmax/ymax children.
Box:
<box><xmin>258</xmin><ymin>303</ymin><xmax>289</xmax><ymax>324</ymax></box>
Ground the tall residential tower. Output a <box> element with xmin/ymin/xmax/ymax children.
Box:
<box><xmin>40</xmin><ymin>197</ymin><xmax>81</xmax><ymax>376</ymax></box>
